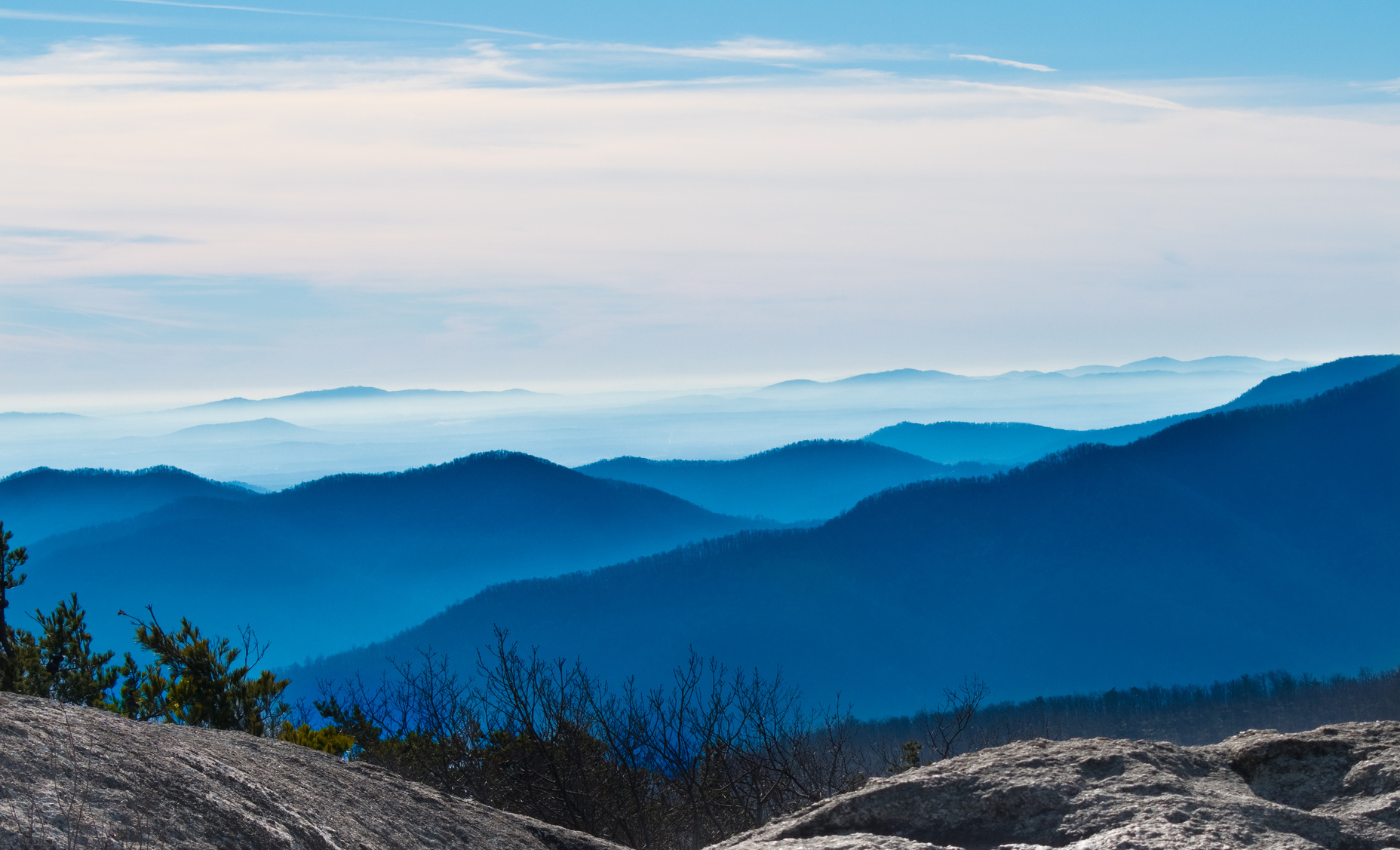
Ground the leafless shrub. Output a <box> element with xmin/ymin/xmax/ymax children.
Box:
<box><xmin>319</xmin><ymin>629</ymin><xmax>866</xmax><ymax>850</ymax></box>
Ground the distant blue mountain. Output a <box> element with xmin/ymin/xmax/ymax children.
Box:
<box><xmin>755</xmin><ymin>356</ymin><xmax>1308</xmax><ymax>397</ymax></box>
<box><xmin>756</xmin><ymin>369</ymin><xmax>968</xmax><ymax>395</ymax></box>
<box><xmin>1058</xmin><ymin>355</ymin><xmax>1311</xmax><ymax>377</ymax></box>
<box><xmin>180</xmin><ymin>386</ymin><xmax>537</xmax><ymax>411</ymax></box>
<box><xmin>867</xmin><ymin>354</ymin><xmax>1398</xmax><ymax>464</ymax></box>
<box><xmin>294</xmin><ymin>366</ymin><xmax>1400</xmax><ymax>716</ymax></box>
<box><xmin>863</xmin><ymin>416</ymin><xmax>1194</xmax><ymax>465</ymax></box>
<box><xmin>19</xmin><ymin>452</ymin><xmax>770</xmax><ymax>663</ymax></box>
<box><xmin>1217</xmin><ymin>355</ymin><xmax>1400</xmax><ymax>410</ymax></box>
<box><xmin>162</xmin><ymin>418</ymin><xmax>320</xmax><ymax>442</ymax></box>
<box><xmin>577</xmin><ymin>440</ymin><xmax>1002</xmax><ymax>522</ymax></box>
<box><xmin>0</xmin><ymin>466</ymin><xmax>253</xmax><ymax>542</ymax></box>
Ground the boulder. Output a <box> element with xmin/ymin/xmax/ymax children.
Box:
<box><xmin>0</xmin><ymin>692</ymin><xmax>621</xmax><ymax>850</ymax></box>
<box><xmin>716</xmin><ymin>722</ymin><xmax>1400</xmax><ymax>850</ymax></box>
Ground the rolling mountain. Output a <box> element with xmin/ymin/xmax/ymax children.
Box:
<box><xmin>0</xmin><ymin>466</ymin><xmax>254</xmax><ymax>542</ymax></box>
<box><xmin>753</xmin><ymin>356</ymin><xmax>1307</xmax><ymax>399</ymax></box>
<box><xmin>162</xmin><ymin>418</ymin><xmax>321</xmax><ymax>443</ymax></box>
<box><xmin>19</xmin><ymin>452</ymin><xmax>769</xmax><ymax>664</ymax></box>
<box><xmin>862</xmin><ymin>416</ymin><xmax>1194</xmax><ymax>465</ymax></box>
<box><xmin>294</xmin><ymin>367</ymin><xmax>1400</xmax><ymax>716</ymax></box>
<box><xmin>576</xmin><ymin>440</ymin><xmax>1002</xmax><ymax>522</ymax></box>
<box><xmin>178</xmin><ymin>386</ymin><xmax>539</xmax><ymax>413</ymax></box>
<box><xmin>866</xmin><ymin>354</ymin><xmax>1398</xmax><ymax>465</ymax></box>
<box><xmin>1057</xmin><ymin>355</ymin><xmax>1310</xmax><ymax>377</ymax></box>
<box><xmin>1217</xmin><ymin>354</ymin><xmax>1400</xmax><ymax>411</ymax></box>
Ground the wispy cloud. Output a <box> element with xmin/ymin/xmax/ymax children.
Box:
<box><xmin>646</xmin><ymin>38</ymin><xmax>828</xmax><ymax>63</ymax></box>
<box><xmin>1</xmin><ymin>40</ymin><xmax>1396</xmax><ymax>393</ymax></box>
<box><xmin>955</xmin><ymin>81</ymin><xmax>1186</xmax><ymax>110</ymax></box>
<box><xmin>0</xmin><ymin>226</ymin><xmax>193</xmax><ymax>259</ymax></box>
<box><xmin>951</xmin><ymin>53</ymin><xmax>1056</xmax><ymax>72</ymax></box>
<box><xmin>0</xmin><ymin>38</ymin><xmax>531</xmax><ymax>90</ymax></box>
<box><xmin>523</xmin><ymin>37</ymin><xmax>938</xmax><ymax>74</ymax></box>
<box><xmin>0</xmin><ymin>8</ymin><xmax>143</xmax><ymax>24</ymax></box>
<box><xmin>104</xmin><ymin>0</ymin><xmax>560</xmax><ymax>39</ymax></box>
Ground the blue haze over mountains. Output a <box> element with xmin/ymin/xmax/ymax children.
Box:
<box><xmin>11</xmin><ymin>454</ymin><xmax>768</xmax><ymax>663</ymax></box>
<box><xmin>1</xmin><ymin>354</ymin><xmax>1393</xmax><ymax>701</ymax></box>
<box><xmin>866</xmin><ymin>356</ymin><xmax>1400</xmax><ymax>465</ymax></box>
<box><xmin>0</xmin><ymin>356</ymin><xmax>1310</xmax><ymax>491</ymax></box>
<box><xmin>577</xmin><ymin>442</ymin><xmax>1002</xmax><ymax>522</ymax></box>
<box><xmin>293</xmin><ymin>364</ymin><xmax>1400</xmax><ymax>715</ymax></box>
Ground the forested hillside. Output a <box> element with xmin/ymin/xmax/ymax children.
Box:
<box><xmin>577</xmin><ymin>440</ymin><xmax>1000</xmax><ymax>522</ymax></box>
<box><xmin>297</xmin><ymin>368</ymin><xmax>1400</xmax><ymax>716</ymax></box>
<box><xmin>1216</xmin><ymin>354</ymin><xmax>1400</xmax><ymax>411</ymax></box>
<box><xmin>23</xmin><ymin>452</ymin><xmax>769</xmax><ymax>664</ymax></box>
<box><xmin>0</xmin><ymin>465</ymin><xmax>255</xmax><ymax>541</ymax></box>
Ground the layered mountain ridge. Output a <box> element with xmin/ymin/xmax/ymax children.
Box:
<box><xmin>866</xmin><ymin>354</ymin><xmax>1399</xmax><ymax>464</ymax></box>
<box><xmin>577</xmin><ymin>440</ymin><xmax>1002</xmax><ymax>522</ymax></box>
<box><xmin>293</xmin><ymin>366</ymin><xmax>1400</xmax><ymax>715</ymax></box>
<box><xmin>19</xmin><ymin>452</ymin><xmax>772</xmax><ymax>664</ymax></box>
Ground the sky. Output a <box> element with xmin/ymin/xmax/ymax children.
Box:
<box><xmin>2</xmin><ymin>1</ymin><xmax>1398</xmax><ymax>402</ymax></box>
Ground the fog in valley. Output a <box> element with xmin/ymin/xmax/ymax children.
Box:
<box><xmin>1</xmin><ymin>357</ymin><xmax>1307</xmax><ymax>491</ymax></box>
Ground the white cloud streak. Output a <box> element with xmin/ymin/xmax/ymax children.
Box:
<box><xmin>103</xmin><ymin>0</ymin><xmax>559</xmax><ymax>39</ymax></box>
<box><xmin>951</xmin><ymin>53</ymin><xmax>1056</xmax><ymax>72</ymax></box>
<box><xmin>0</xmin><ymin>42</ymin><xmax>1395</xmax><ymax>391</ymax></box>
<box><xmin>532</xmin><ymin>37</ymin><xmax>830</xmax><ymax>65</ymax></box>
<box><xmin>0</xmin><ymin>8</ymin><xmax>141</xmax><ymax>24</ymax></box>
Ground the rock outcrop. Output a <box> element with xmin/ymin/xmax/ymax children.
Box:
<box><xmin>11</xmin><ymin>692</ymin><xmax>1400</xmax><ymax>850</ymax></box>
<box><xmin>717</xmin><ymin>722</ymin><xmax>1400</xmax><ymax>850</ymax></box>
<box><xmin>0</xmin><ymin>693</ymin><xmax>620</xmax><ymax>849</ymax></box>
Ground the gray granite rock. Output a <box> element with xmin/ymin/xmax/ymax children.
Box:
<box><xmin>0</xmin><ymin>692</ymin><xmax>621</xmax><ymax>850</ymax></box>
<box><xmin>716</xmin><ymin>723</ymin><xmax>1400</xmax><ymax>850</ymax></box>
<box><xmin>10</xmin><ymin>691</ymin><xmax>1400</xmax><ymax>850</ymax></box>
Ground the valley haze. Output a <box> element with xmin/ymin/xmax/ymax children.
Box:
<box><xmin>1</xmin><ymin>356</ymin><xmax>1314</xmax><ymax>490</ymax></box>
<box><xmin>5</xmin><ymin>355</ymin><xmax>1396</xmax><ymax>710</ymax></box>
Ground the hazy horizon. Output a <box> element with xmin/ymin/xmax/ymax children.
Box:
<box><xmin>0</xmin><ymin>354</ymin><xmax>1327</xmax><ymax>488</ymax></box>
<box><xmin>2</xmin><ymin>2</ymin><xmax>1397</xmax><ymax>398</ymax></box>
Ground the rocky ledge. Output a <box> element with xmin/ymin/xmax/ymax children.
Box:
<box><xmin>0</xmin><ymin>692</ymin><xmax>618</xmax><ymax>849</ymax></box>
<box><xmin>9</xmin><ymin>691</ymin><xmax>1400</xmax><ymax>850</ymax></box>
<box><xmin>718</xmin><ymin>721</ymin><xmax>1400</xmax><ymax>850</ymax></box>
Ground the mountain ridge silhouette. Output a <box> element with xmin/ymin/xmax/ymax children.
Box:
<box><xmin>292</xmin><ymin>365</ymin><xmax>1400</xmax><ymax>715</ymax></box>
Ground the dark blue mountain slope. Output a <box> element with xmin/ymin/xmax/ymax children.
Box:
<box><xmin>294</xmin><ymin>367</ymin><xmax>1400</xmax><ymax>717</ymax></box>
<box><xmin>861</xmin><ymin>415</ymin><xmax>1194</xmax><ymax>465</ymax></box>
<box><xmin>865</xmin><ymin>354</ymin><xmax>1398</xmax><ymax>465</ymax></box>
<box><xmin>0</xmin><ymin>466</ymin><xmax>254</xmax><ymax>541</ymax></box>
<box><xmin>1218</xmin><ymin>354</ymin><xmax>1400</xmax><ymax>411</ymax></box>
<box><xmin>576</xmin><ymin>440</ymin><xmax>1002</xmax><ymax>522</ymax></box>
<box><xmin>21</xmin><ymin>452</ymin><xmax>768</xmax><ymax>664</ymax></box>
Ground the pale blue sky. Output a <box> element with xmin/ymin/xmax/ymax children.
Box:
<box><xmin>0</xmin><ymin>2</ymin><xmax>1397</xmax><ymax>401</ymax></box>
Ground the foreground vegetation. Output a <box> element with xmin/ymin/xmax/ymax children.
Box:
<box><xmin>10</xmin><ymin>515</ymin><xmax>1400</xmax><ymax>849</ymax></box>
<box><xmin>1</xmin><ymin>521</ymin><xmax>299</xmax><ymax>742</ymax></box>
<box><xmin>315</xmin><ymin>640</ymin><xmax>1400</xmax><ymax>850</ymax></box>
<box><xmin>314</xmin><ymin>632</ymin><xmax>875</xmax><ymax>850</ymax></box>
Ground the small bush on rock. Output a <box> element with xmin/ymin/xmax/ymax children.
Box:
<box><xmin>278</xmin><ymin>721</ymin><xmax>356</xmax><ymax>756</ymax></box>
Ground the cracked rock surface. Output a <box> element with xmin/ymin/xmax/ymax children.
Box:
<box><xmin>0</xmin><ymin>692</ymin><xmax>620</xmax><ymax>850</ymax></box>
<box><xmin>717</xmin><ymin>722</ymin><xmax>1400</xmax><ymax>850</ymax></box>
<box><xmin>10</xmin><ymin>690</ymin><xmax>1400</xmax><ymax>850</ymax></box>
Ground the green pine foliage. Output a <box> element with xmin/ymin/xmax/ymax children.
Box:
<box><xmin>278</xmin><ymin>721</ymin><xmax>356</xmax><ymax>756</ymax></box>
<box><xmin>1</xmin><ymin>519</ymin><xmax>292</xmax><ymax>740</ymax></box>
<box><xmin>0</xmin><ymin>520</ymin><xmax>29</xmax><ymax>692</ymax></box>
<box><xmin>8</xmin><ymin>593</ymin><xmax>119</xmax><ymax>706</ymax></box>
<box><xmin>110</xmin><ymin>608</ymin><xmax>290</xmax><ymax>736</ymax></box>
<box><xmin>2</xmin><ymin>523</ymin><xmax>119</xmax><ymax>704</ymax></box>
